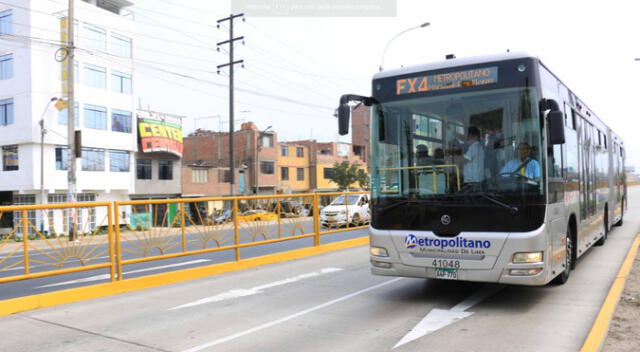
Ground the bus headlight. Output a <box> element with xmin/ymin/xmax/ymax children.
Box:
<box><xmin>512</xmin><ymin>251</ymin><xmax>543</xmax><ymax>263</ymax></box>
<box><xmin>370</xmin><ymin>246</ymin><xmax>388</xmax><ymax>257</ymax></box>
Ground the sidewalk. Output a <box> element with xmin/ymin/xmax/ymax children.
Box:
<box><xmin>602</xmin><ymin>243</ymin><xmax>640</xmax><ymax>351</ymax></box>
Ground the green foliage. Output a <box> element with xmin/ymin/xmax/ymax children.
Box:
<box><xmin>327</xmin><ymin>161</ymin><xmax>368</xmax><ymax>191</ymax></box>
<box><xmin>356</xmin><ymin>169</ymin><xmax>370</xmax><ymax>189</ymax></box>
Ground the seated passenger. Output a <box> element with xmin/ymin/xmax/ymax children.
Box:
<box><xmin>499</xmin><ymin>142</ymin><xmax>541</xmax><ymax>180</ymax></box>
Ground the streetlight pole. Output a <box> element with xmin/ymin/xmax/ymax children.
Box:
<box><xmin>379</xmin><ymin>21</ymin><xmax>430</xmax><ymax>71</ymax></box>
<box><xmin>255</xmin><ymin>125</ymin><xmax>272</xmax><ymax>195</ymax></box>
<box><xmin>39</xmin><ymin>97</ymin><xmax>59</xmax><ymax>231</ymax></box>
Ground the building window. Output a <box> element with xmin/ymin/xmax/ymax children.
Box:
<box><xmin>0</xmin><ymin>54</ymin><xmax>12</xmax><ymax>80</ymax></box>
<box><xmin>297</xmin><ymin>168</ymin><xmax>304</xmax><ymax>181</ymax></box>
<box><xmin>83</xmin><ymin>104</ymin><xmax>107</xmax><ymax>130</ymax></box>
<box><xmin>280</xmin><ymin>146</ymin><xmax>288</xmax><ymax>157</ymax></box>
<box><xmin>260</xmin><ymin>161</ymin><xmax>274</xmax><ymax>175</ymax></box>
<box><xmin>136</xmin><ymin>159</ymin><xmax>152</xmax><ymax>179</ymax></box>
<box><xmin>0</xmin><ymin>98</ymin><xmax>13</xmax><ymax>126</ymax></box>
<box><xmin>81</xmin><ymin>148</ymin><xmax>105</xmax><ymax>171</ymax></box>
<box><xmin>2</xmin><ymin>145</ymin><xmax>18</xmax><ymax>171</ymax></box>
<box><xmin>296</xmin><ymin>147</ymin><xmax>304</xmax><ymax>158</ymax></box>
<box><xmin>110</xmin><ymin>33</ymin><xmax>132</xmax><ymax>58</ymax></box>
<box><xmin>323</xmin><ymin>167</ymin><xmax>334</xmax><ymax>179</ymax></box>
<box><xmin>58</xmin><ymin>102</ymin><xmax>79</xmax><ymax>126</ymax></box>
<box><xmin>84</xmin><ymin>64</ymin><xmax>106</xmax><ymax>89</ymax></box>
<box><xmin>55</xmin><ymin>146</ymin><xmax>68</xmax><ymax>170</ymax></box>
<box><xmin>158</xmin><ymin>160</ymin><xmax>173</xmax><ymax>180</ymax></box>
<box><xmin>109</xmin><ymin>150</ymin><xmax>129</xmax><ymax>172</ymax></box>
<box><xmin>192</xmin><ymin>168</ymin><xmax>208</xmax><ymax>183</ymax></box>
<box><xmin>281</xmin><ymin>167</ymin><xmax>289</xmax><ymax>181</ymax></box>
<box><xmin>0</xmin><ymin>10</ymin><xmax>12</xmax><ymax>35</ymax></box>
<box><xmin>260</xmin><ymin>134</ymin><xmax>273</xmax><ymax>148</ymax></box>
<box><xmin>218</xmin><ymin>169</ymin><xmax>230</xmax><ymax>183</ymax></box>
<box><xmin>83</xmin><ymin>24</ymin><xmax>106</xmax><ymax>51</ymax></box>
<box><xmin>111</xmin><ymin>109</ymin><xmax>131</xmax><ymax>133</ymax></box>
<box><xmin>111</xmin><ymin>71</ymin><xmax>132</xmax><ymax>94</ymax></box>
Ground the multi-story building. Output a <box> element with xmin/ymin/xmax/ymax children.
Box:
<box><xmin>277</xmin><ymin>142</ymin><xmax>310</xmax><ymax>193</ymax></box>
<box><xmin>182</xmin><ymin>122</ymin><xmax>278</xmax><ymax>196</ymax></box>
<box><xmin>0</xmin><ymin>0</ymin><xmax>136</xmax><ymax>232</ymax></box>
<box><xmin>131</xmin><ymin>109</ymin><xmax>183</xmax><ymax>201</ymax></box>
<box><xmin>351</xmin><ymin>104</ymin><xmax>370</xmax><ymax>165</ymax></box>
<box><xmin>288</xmin><ymin>140</ymin><xmax>366</xmax><ymax>192</ymax></box>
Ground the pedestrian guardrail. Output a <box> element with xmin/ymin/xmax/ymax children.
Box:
<box><xmin>0</xmin><ymin>192</ymin><xmax>368</xmax><ymax>284</ymax></box>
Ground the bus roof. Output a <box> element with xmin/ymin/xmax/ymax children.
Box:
<box><xmin>373</xmin><ymin>52</ymin><xmax>539</xmax><ymax>80</ymax></box>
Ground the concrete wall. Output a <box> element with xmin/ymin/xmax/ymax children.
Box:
<box><xmin>134</xmin><ymin>152</ymin><xmax>182</xmax><ymax>196</ymax></box>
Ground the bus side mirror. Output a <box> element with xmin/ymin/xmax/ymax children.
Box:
<box><xmin>548</xmin><ymin>110</ymin><xmax>565</xmax><ymax>145</ymax></box>
<box><xmin>338</xmin><ymin>103</ymin><xmax>350</xmax><ymax>135</ymax></box>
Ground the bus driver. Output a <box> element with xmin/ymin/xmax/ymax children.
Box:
<box><xmin>499</xmin><ymin>142</ymin><xmax>541</xmax><ymax>181</ymax></box>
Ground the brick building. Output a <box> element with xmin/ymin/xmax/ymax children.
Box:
<box><xmin>351</xmin><ymin>105</ymin><xmax>370</xmax><ymax>165</ymax></box>
<box><xmin>182</xmin><ymin>122</ymin><xmax>278</xmax><ymax>196</ymax></box>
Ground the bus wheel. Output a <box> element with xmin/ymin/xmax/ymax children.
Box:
<box><xmin>553</xmin><ymin>225</ymin><xmax>573</xmax><ymax>285</ymax></box>
<box><xmin>595</xmin><ymin>208</ymin><xmax>608</xmax><ymax>246</ymax></box>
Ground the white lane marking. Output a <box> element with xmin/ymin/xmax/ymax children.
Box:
<box><xmin>393</xmin><ymin>284</ymin><xmax>504</xmax><ymax>349</ymax></box>
<box><xmin>180</xmin><ymin>277</ymin><xmax>403</xmax><ymax>352</ymax></box>
<box><xmin>3</xmin><ymin>255</ymin><xmax>112</xmax><ymax>272</ymax></box>
<box><xmin>36</xmin><ymin>259</ymin><xmax>211</xmax><ymax>288</ymax></box>
<box><xmin>168</xmin><ymin>267</ymin><xmax>344</xmax><ymax>311</ymax></box>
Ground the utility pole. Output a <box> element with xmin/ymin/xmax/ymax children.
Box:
<box><xmin>67</xmin><ymin>0</ymin><xmax>77</xmax><ymax>240</ymax></box>
<box><xmin>216</xmin><ymin>13</ymin><xmax>244</xmax><ymax>196</ymax></box>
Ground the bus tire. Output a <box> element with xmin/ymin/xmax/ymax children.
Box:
<box><xmin>553</xmin><ymin>224</ymin><xmax>573</xmax><ymax>285</ymax></box>
<box><xmin>595</xmin><ymin>208</ymin><xmax>608</xmax><ymax>246</ymax></box>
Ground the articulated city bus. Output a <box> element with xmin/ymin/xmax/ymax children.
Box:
<box><xmin>338</xmin><ymin>52</ymin><xmax>626</xmax><ymax>285</ymax></box>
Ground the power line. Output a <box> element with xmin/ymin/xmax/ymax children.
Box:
<box><xmin>244</xmin><ymin>20</ymin><xmax>358</xmax><ymax>91</ymax></box>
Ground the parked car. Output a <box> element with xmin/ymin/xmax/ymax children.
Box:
<box><xmin>214</xmin><ymin>209</ymin><xmax>232</xmax><ymax>224</ymax></box>
<box><xmin>237</xmin><ymin>209</ymin><xmax>279</xmax><ymax>222</ymax></box>
<box><xmin>320</xmin><ymin>194</ymin><xmax>370</xmax><ymax>228</ymax></box>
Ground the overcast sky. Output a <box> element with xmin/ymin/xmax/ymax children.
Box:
<box><xmin>131</xmin><ymin>0</ymin><xmax>640</xmax><ymax>168</ymax></box>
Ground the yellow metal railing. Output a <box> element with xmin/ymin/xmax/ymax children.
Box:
<box><xmin>0</xmin><ymin>202</ymin><xmax>115</xmax><ymax>284</ymax></box>
<box><xmin>379</xmin><ymin>164</ymin><xmax>461</xmax><ymax>193</ymax></box>
<box><xmin>0</xmin><ymin>191</ymin><xmax>368</xmax><ymax>285</ymax></box>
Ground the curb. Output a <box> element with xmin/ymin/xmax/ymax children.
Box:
<box><xmin>580</xmin><ymin>233</ymin><xmax>640</xmax><ymax>352</ymax></box>
<box><xmin>0</xmin><ymin>236</ymin><xmax>369</xmax><ymax>317</ymax></box>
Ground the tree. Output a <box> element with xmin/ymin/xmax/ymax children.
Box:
<box><xmin>356</xmin><ymin>168</ymin><xmax>370</xmax><ymax>189</ymax></box>
<box><xmin>327</xmin><ymin>161</ymin><xmax>367</xmax><ymax>191</ymax></box>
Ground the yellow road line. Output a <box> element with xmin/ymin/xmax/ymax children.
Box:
<box><xmin>0</xmin><ymin>236</ymin><xmax>369</xmax><ymax>317</ymax></box>
<box><xmin>580</xmin><ymin>233</ymin><xmax>640</xmax><ymax>352</ymax></box>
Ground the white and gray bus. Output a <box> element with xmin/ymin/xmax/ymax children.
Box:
<box><xmin>338</xmin><ymin>52</ymin><xmax>626</xmax><ymax>285</ymax></box>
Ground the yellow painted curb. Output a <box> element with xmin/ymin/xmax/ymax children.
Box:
<box><xmin>580</xmin><ymin>233</ymin><xmax>640</xmax><ymax>352</ymax></box>
<box><xmin>0</xmin><ymin>236</ymin><xmax>369</xmax><ymax>317</ymax></box>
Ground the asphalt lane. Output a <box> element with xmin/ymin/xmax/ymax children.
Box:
<box><xmin>0</xmin><ymin>220</ymin><xmax>368</xmax><ymax>300</ymax></box>
<box><xmin>1</xmin><ymin>188</ymin><xmax>639</xmax><ymax>351</ymax></box>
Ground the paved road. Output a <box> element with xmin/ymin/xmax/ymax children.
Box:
<box><xmin>1</xmin><ymin>188</ymin><xmax>639</xmax><ymax>351</ymax></box>
<box><xmin>0</xmin><ymin>221</ymin><xmax>368</xmax><ymax>300</ymax></box>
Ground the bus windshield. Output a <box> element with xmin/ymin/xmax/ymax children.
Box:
<box><xmin>371</xmin><ymin>87</ymin><xmax>544</xmax><ymax>203</ymax></box>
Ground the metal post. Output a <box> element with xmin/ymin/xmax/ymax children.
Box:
<box><xmin>216</xmin><ymin>13</ymin><xmax>244</xmax><ymax>196</ymax></box>
<box><xmin>67</xmin><ymin>0</ymin><xmax>77</xmax><ymax>241</ymax></box>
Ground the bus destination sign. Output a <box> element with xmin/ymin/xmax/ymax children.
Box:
<box><xmin>396</xmin><ymin>66</ymin><xmax>498</xmax><ymax>95</ymax></box>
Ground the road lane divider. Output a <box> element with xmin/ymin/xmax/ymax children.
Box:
<box><xmin>37</xmin><ymin>259</ymin><xmax>212</xmax><ymax>288</ymax></box>
<box><xmin>580</xmin><ymin>233</ymin><xmax>640</xmax><ymax>352</ymax></box>
<box><xmin>180</xmin><ymin>277</ymin><xmax>404</xmax><ymax>352</ymax></box>
<box><xmin>169</xmin><ymin>267</ymin><xmax>343</xmax><ymax>310</ymax></box>
<box><xmin>0</xmin><ymin>236</ymin><xmax>368</xmax><ymax>317</ymax></box>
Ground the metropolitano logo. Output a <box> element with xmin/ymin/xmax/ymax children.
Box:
<box><xmin>405</xmin><ymin>234</ymin><xmax>418</xmax><ymax>249</ymax></box>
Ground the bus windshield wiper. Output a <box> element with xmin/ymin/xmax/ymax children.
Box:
<box><xmin>475</xmin><ymin>193</ymin><xmax>519</xmax><ymax>213</ymax></box>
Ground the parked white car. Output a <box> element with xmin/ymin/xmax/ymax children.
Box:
<box><xmin>320</xmin><ymin>194</ymin><xmax>370</xmax><ymax>228</ymax></box>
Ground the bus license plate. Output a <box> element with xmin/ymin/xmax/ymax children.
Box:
<box><xmin>436</xmin><ymin>268</ymin><xmax>458</xmax><ymax>280</ymax></box>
